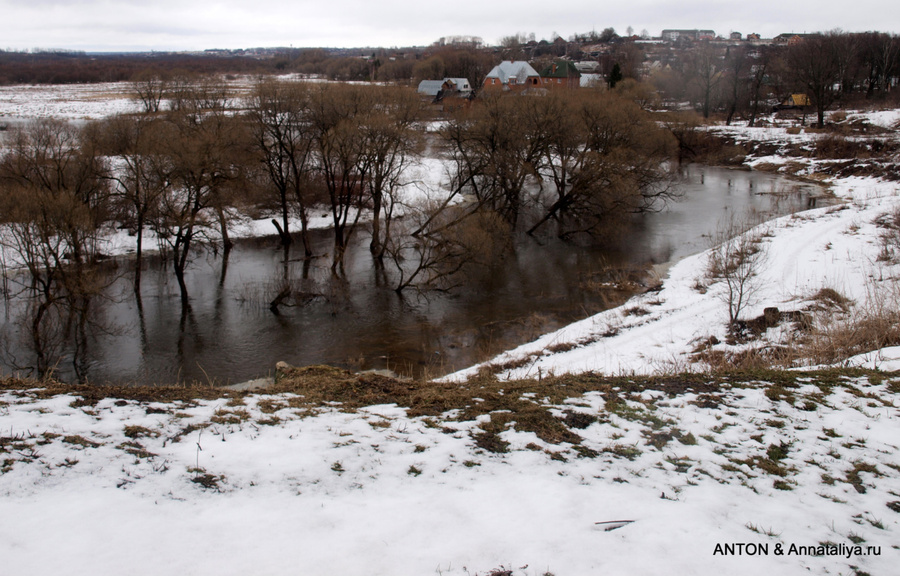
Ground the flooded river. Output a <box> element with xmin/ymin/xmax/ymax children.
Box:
<box><xmin>0</xmin><ymin>165</ymin><xmax>822</xmax><ymax>385</ymax></box>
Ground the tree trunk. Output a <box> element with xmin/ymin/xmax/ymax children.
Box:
<box><xmin>217</xmin><ymin>206</ymin><xmax>233</xmax><ymax>255</ymax></box>
<box><xmin>134</xmin><ymin>212</ymin><xmax>144</xmax><ymax>294</ymax></box>
<box><xmin>370</xmin><ymin>192</ymin><xmax>382</xmax><ymax>254</ymax></box>
<box><xmin>279</xmin><ymin>190</ymin><xmax>292</xmax><ymax>246</ymax></box>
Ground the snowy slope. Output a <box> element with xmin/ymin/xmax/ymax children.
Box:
<box><xmin>2</xmin><ymin>373</ymin><xmax>898</xmax><ymax>575</ymax></box>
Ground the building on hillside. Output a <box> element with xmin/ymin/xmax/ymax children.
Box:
<box><xmin>482</xmin><ymin>61</ymin><xmax>542</xmax><ymax>91</ymax></box>
<box><xmin>774</xmin><ymin>33</ymin><xmax>818</xmax><ymax>45</ymax></box>
<box><xmin>574</xmin><ymin>61</ymin><xmax>600</xmax><ymax>73</ymax></box>
<box><xmin>661</xmin><ymin>29</ymin><xmax>716</xmax><ymax>42</ymax></box>
<box><xmin>539</xmin><ymin>60</ymin><xmax>581</xmax><ymax>89</ymax></box>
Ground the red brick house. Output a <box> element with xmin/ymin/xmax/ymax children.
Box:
<box><xmin>539</xmin><ymin>60</ymin><xmax>581</xmax><ymax>89</ymax></box>
<box><xmin>482</xmin><ymin>61</ymin><xmax>542</xmax><ymax>91</ymax></box>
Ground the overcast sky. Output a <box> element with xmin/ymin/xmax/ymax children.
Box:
<box><xmin>1</xmin><ymin>0</ymin><xmax>897</xmax><ymax>52</ymax></box>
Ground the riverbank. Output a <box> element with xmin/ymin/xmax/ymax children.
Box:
<box><xmin>448</xmin><ymin>110</ymin><xmax>900</xmax><ymax>381</ymax></box>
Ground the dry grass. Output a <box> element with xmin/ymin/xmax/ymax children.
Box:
<box><xmin>810</xmin><ymin>287</ymin><xmax>853</xmax><ymax>311</ymax></box>
<box><xmin>876</xmin><ymin>206</ymin><xmax>900</xmax><ymax>263</ymax></box>
<box><xmin>798</xmin><ymin>279</ymin><xmax>900</xmax><ymax>366</ymax></box>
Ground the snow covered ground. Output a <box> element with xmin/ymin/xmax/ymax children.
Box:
<box><xmin>0</xmin><ymin>82</ymin><xmax>140</xmax><ymax>120</ymax></box>
<box><xmin>2</xmin><ymin>370</ymin><xmax>898</xmax><ymax>576</ymax></box>
<box><xmin>1</xmin><ymin>87</ymin><xmax>899</xmax><ymax>575</ymax></box>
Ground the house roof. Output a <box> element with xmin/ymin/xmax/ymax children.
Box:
<box><xmin>443</xmin><ymin>78</ymin><xmax>472</xmax><ymax>92</ymax></box>
<box><xmin>539</xmin><ymin>60</ymin><xmax>581</xmax><ymax>78</ymax></box>
<box><xmin>417</xmin><ymin>80</ymin><xmax>445</xmax><ymax>96</ymax></box>
<box><xmin>484</xmin><ymin>61</ymin><xmax>541</xmax><ymax>84</ymax></box>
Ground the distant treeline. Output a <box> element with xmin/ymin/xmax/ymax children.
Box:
<box><xmin>0</xmin><ymin>50</ymin><xmax>284</xmax><ymax>84</ymax></box>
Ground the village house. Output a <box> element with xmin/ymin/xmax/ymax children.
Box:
<box><xmin>416</xmin><ymin>77</ymin><xmax>474</xmax><ymax>100</ymax></box>
<box><xmin>482</xmin><ymin>61</ymin><xmax>542</xmax><ymax>91</ymax></box>
<box><xmin>539</xmin><ymin>60</ymin><xmax>581</xmax><ymax>89</ymax></box>
<box><xmin>774</xmin><ymin>93</ymin><xmax>811</xmax><ymax>111</ymax></box>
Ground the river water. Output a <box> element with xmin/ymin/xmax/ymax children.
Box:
<box><xmin>0</xmin><ymin>165</ymin><xmax>822</xmax><ymax>385</ymax></box>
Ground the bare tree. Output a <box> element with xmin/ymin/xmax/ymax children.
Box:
<box><xmin>859</xmin><ymin>32</ymin><xmax>900</xmax><ymax>98</ymax></box>
<box><xmin>747</xmin><ymin>46</ymin><xmax>778</xmax><ymax>127</ymax></box>
<box><xmin>689</xmin><ymin>43</ymin><xmax>725</xmax><ymax>119</ymax></box>
<box><xmin>154</xmin><ymin>99</ymin><xmax>243</xmax><ymax>303</ymax></box>
<box><xmin>723</xmin><ymin>45</ymin><xmax>750</xmax><ymax>125</ymax></box>
<box><xmin>96</xmin><ymin>114</ymin><xmax>171</xmax><ymax>293</ymax></box>
<box><xmin>247</xmin><ymin>79</ymin><xmax>317</xmax><ymax>254</ymax></box>
<box><xmin>0</xmin><ymin>119</ymin><xmax>111</xmax><ymax>376</ymax></box>
<box><xmin>385</xmin><ymin>204</ymin><xmax>509</xmax><ymax>293</ymax></box>
<box><xmin>788</xmin><ymin>32</ymin><xmax>845</xmax><ymax>128</ymax></box>
<box><xmin>307</xmin><ymin>84</ymin><xmax>376</xmax><ymax>269</ymax></box>
<box><xmin>357</xmin><ymin>86</ymin><xmax>423</xmax><ymax>257</ymax></box>
<box><xmin>131</xmin><ymin>68</ymin><xmax>168</xmax><ymax>113</ymax></box>
<box><xmin>529</xmin><ymin>91</ymin><xmax>677</xmax><ymax>238</ymax></box>
<box><xmin>441</xmin><ymin>92</ymin><xmax>550</xmax><ymax>226</ymax></box>
<box><xmin>707</xmin><ymin>217</ymin><xmax>768</xmax><ymax>328</ymax></box>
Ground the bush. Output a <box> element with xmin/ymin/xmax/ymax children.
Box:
<box><xmin>813</xmin><ymin>134</ymin><xmax>871</xmax><ymax>159</ymax></box>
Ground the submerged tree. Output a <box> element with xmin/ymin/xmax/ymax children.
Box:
<box><xmin>307</xmin><ymin>84</ymin><xmax>377</xmax><ymax>269</ymax></box>
<box><xmin>441</xmin><ymin>89</ymin><xmax>675</xmax><ymax>241</ymax></box>
<box><xmin>357</xmin><ymin>85</ymin><xmax>424</xmax><ymax>257</ymax></box>
<box><xmin>0</xmin><ymin>119</ymin><xmax>111</xmax><ymax>376</ymax></box>
<box><xmin>385</xmin><ymin>204</ymin><xmax>510</xmax><ymax>293</ymax></box>
<box><xmin>247</xmin><ymin>79</ymin><xmax>317</xmax><ymax>254</ymax></box>
<box><xmin>154</xmin><ymin>96</ymin><xmax>244</xmax><ymax>303</ymax></box>
<box><xmin>96</xmin><ymin>113</ymin><xmax>172</xmax><ymax>293</ymax></box>
<box><xmin>442</xmin><ymin>92</ymin><xmax>552</xmax><ymax>226</ymax></box>
<box><xmin>531</xmin><ymin>90</ymin><xmax>677</xmax><ymax>239</ymax></box>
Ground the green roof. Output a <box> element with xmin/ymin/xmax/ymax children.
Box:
<box><xmin>539</xmin><ymin>61</ymin><xmax>581</xmax><ymax>78</ymax></box>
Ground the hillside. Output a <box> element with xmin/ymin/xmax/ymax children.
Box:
<box><xmin>1</xmin><ymin>365</ymin><xmax>898</xmax><ymax>575</ymax></box>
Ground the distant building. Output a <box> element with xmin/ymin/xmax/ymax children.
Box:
<box><xmin>539</xmin><ymin>60</ymin><xmax>581</xmax><ymax>89</ymax></box>
<box><xmin>774</xmin><ymin>33</ymin><xmax>818</xmax><ymax>45</ymax></box>
<box><xmin>416</xmin><ymin>80</ymin><xmax>445</xmax><ymax>98</ymax></box>
<box><xmin>661</xmin><ymin>29</ymin><xmax>716</xmax><ymax>42</ymax></box>
<box><xmin>442</xmin><ymin>78</ymin><xmax>472</xmax><ymax>97</ymax></box>
<box><xmin>774</xmin><ymin>93</ymin><xmax>811</xmax><ymax>111</ymax></box>
<box><xmin>417</xmin><ymin>77</ymin><xmax>473</xmax><ymax>100</ymax></box>
<box><xmin>482</xmin><ymin>61</ymin><xmax>542</xmax><ymax>91</ymax></box>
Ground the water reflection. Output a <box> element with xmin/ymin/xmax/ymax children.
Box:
<box><xmin>1</xmin><ymin>166</ymin><xmax>822</xmax><ymax>385</ymax></box>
